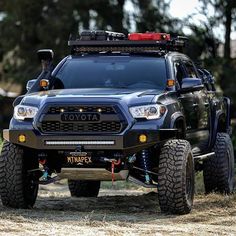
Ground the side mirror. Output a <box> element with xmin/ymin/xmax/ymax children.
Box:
<box><xmin>180</xmin><ymin>78</ymin><xmax>204</xmax><ymax>93</ymax></box>
<box><xmin>26</xmin><ymin>79</ymin><xmax>37</xmax><ymax>91</ymax></box>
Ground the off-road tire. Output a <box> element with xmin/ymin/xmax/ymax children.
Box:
<box><xmin>68</xmin><ymin>180</ymin><xmax>101</xmax><ymax>197</ymax></box>
<box><xmin>158</xmin><ymin>139</ymin><xmax>194</xmax><ymax>214</ymax></box>
<box><xmin>203</xmin><ymin>133</ymin><xmax>234</xmax><ymax>194</ymax></box>
<box><xmin>0</xmin><ymin>141</ymin><xmax>39</xmax><ymax>208</ymax></box>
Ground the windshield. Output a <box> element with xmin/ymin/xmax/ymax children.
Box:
<box><xmin>53</xmin><ymin>56</ymin><xmax>167</xmax><ymax>90</ymax></box>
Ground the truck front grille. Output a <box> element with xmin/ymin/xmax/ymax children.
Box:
<box><xmin>41</xmin><ymin>121</ymin><xmax>122</xmax><ymax>133</ymax></box>
<box><xmin>38</xmin><ymin>104</ymin><xmax>127</xmax><ymax>134</ymax></box>
<box><xmin>48</xmin><ymin>105</ymin><xmax>116</xmax><ymax>114</ymax></box>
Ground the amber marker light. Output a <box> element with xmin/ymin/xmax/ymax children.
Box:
<box><xmin>18</xmin><ymin>134</ymin><xmax>26</xmax><ymax>143</ymax></box>
<box><xmin>40</xmin><ymin>79</ymin><xmax>49</xmax><ymax>88</ymax></box>
<box><xmin>160</xmin><ymin>106</ymin><xmax>167</xmax><ymax>115</ymax></box>
<box><xmin>167</xmin><ymin>79</ymin><xmax>175</xmax><ymax>87</ymax></box>
<box><xmin>139</xmin><ymin>134</ymin><xmax>147</xmax><ymax>143</ymax></box>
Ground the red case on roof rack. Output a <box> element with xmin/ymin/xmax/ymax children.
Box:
<box><xmin>128</xmin><ymin>33</ymin><xmax>171</xmax><ymax>41</ymax></box>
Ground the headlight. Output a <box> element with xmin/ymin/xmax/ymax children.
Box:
<box><xmin>14</xmin><ymin>105</ymin><xmax>38</xmax><ymax>120</ymax></box>
<box><xmin>129</xmin><ymin>104</ymin><xmax>166</xmax><ymax>120</ymax></box>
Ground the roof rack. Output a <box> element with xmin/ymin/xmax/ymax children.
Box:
<box><xmin>68</xmin><ymin>30</ymin><xmax>188</xmax><ymax>54</ymax></box>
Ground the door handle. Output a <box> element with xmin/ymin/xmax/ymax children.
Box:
<box><xmin>204</xmin><ymin>102</ymin><xmax>209</xmax><ymax>107</ymax></box>
<box><xmin>192</xmin><ymin>103</ymin><xmax>198</xmax><ymax>108</ymax></box>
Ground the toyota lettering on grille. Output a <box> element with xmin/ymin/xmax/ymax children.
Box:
<box><xmin>61</xmin><ymin>113</ymin><xmax>100</xmax><ymax>122</ymax></box>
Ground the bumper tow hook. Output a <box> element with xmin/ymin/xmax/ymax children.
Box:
<box><xmin>103</xmin><ymin>158</ymin><xmax>121</xmax><ymax>185</ymax></box>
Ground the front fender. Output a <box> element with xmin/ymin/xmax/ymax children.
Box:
<box><xmin>211</xmin><ymin>110</ymin><xmax>226</xmax><ymax>149</ymax></box>
<box><xmin>170</xmin><ymin>111</ymin><xmax>186</xmax><ymax>129</ymax></box>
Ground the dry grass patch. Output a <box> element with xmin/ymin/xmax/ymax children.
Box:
<box><xmin>0</xmin><ymin>184</ymin><xmax>235</xmax><ymax>235</ymax></box>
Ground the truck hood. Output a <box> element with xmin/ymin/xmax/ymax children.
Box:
<box><xmin>21</xmin><ymin>88</ymin><xmax>163</xmax><ymax>107</ymax></box>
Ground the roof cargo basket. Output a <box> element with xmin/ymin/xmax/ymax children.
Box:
<box><xmin>68</xmin><ymin>30</ymin><xmax>188</xmax><ymax>54</ymax></box>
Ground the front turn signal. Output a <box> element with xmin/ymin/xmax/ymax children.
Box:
<box><xmin>167</xmin><ymin>79</ymin><xmax>175</xmax><ymax>87</ymax></box>
<box><xmin>139</xmin><ymin>134</ymin><xmax>147</xmax><ymax>143</ymax></box>
<box><xmin>18</xmin><ymin>134</ymin><xmax>26</xmax><ymax>143</ymax></box>
<box><xmin>40</xmin><ymin>79</ymin><xmax>49</xmax><ymax>89</ymax></box>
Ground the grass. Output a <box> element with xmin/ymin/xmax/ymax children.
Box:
<box><xmin>101</xmin><ymin>180</ymin><xmax>139</xmax><ymax>190</ymax></box>
<box><xmin>1</xmin><ymin>187</ymin><xmax>236</xmax><ymax>236</ymax></box>
<box><xmin>195</xmin><ymin>171</ymin><xmax>205</xmax><ymax>194</ymax></box>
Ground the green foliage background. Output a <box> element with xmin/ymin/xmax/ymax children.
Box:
<box><xmin>0</xmin><ymin>0</ymin><xmax>236</xmax><ymax>126</ymax></box>
<box><xmin>0</xmin><ymin>0</ymin><xmax>182</xmax><ymax>86</ymax></box>
<box><xmin>0</xmin><ymin>1</ymin><xmax>235</xmax><ymax>93</ymax></box>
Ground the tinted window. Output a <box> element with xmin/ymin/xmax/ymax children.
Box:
<box><xmin>183</xmin><ymin>61</ymin><xmax>198</xmax><ymax>78</ymax></box>
<box><xmin>174</xmin><ymin>62</ymin><xmax>185</xmax><ymax>84</ymax></box>
<box><xmin>53</xmin><ymin>56</ymin><xmax>167</xmax><ymax>90</ymax></box>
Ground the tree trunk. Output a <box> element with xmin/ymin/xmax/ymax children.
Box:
<box><xmin>224</xmin><ymin>0</ymin><xmax>232</xmax><ymax>59</ymax></box>
<box><xmin>115</xmin><ymin>0</ymin><xmax>125</xmax><ymax>32</ymax></box>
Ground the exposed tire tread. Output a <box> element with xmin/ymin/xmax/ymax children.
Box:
<box><xmin>203</xmin><ymin>133</ymin><xmax>235</xmax><ymax>194</ymax></box>
<box><xmin>158</xmin><ymin>139</ymin><xmax>194</xmax><ymax>214</ymax></box>
<box><xmin>0</xmin><ymin>141</ymin><xmax>38</xmax><ymax>208</ymax></box>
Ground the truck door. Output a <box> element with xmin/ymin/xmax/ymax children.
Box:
<box><xmin>182</xmin><ymin>60</ymin><xmax>210</xmax><ymax>153</ymax></box>
<box><xmin>174</xmin><ymin>61</ymin><xmax>199</xmax><ymax>143</ymax></box>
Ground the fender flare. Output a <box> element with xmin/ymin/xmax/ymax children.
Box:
<box><xmin>170</xmin><ymin>112</ymin><xmax>185</xmax><ymax>127</ymax></box>
<box><xmin>211</xmin><ymin>110</ymin><xmax>225</xmax><ymax>149</ymax></box>
<box><xmin>170</xmin><ymin>112</ymin><xmax>186</xmax><ymax>137</ymax></box>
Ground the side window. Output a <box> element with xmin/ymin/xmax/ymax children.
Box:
<box><xmin>173</xmin><ymin>61</ymin><xmax>185</xmax><ymax>85</ymax></box>
<box><xmin>183</xmin><ymin>61</ymin><xmax>198</xmax><ymax>78</ymax></box>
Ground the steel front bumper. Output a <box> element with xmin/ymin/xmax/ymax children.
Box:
<box><xmin>3</xmin><ymin>129</ymin><xmax>168</xmax><ymax>155</ymax></box>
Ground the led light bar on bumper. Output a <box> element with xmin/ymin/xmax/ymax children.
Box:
<box><xmin>14</xmin><ymin>105</ymin><xmax>38</xmax><ymax>120</ymax></box>
<box><xmin>129</xmin><ymin>104</ymin><xmax>166</xmax><ymax>120</ymax></box>
<box><xmin>45</xmin><ymin>140</ymin><xmax>115</xmax><ymax>146</ymax></box>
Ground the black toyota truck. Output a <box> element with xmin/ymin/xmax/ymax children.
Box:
<box><xmin>0</xmin><ymin>30</ymin><xmax>234</xmax><ymax>214</ymax></box>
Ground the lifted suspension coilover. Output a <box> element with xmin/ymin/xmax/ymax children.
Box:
<box><xmin>138</xmin><ymin>149</ymin><xmax>152</xmax><ymax>184</ymax></box>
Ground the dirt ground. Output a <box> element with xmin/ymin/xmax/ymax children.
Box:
<box><xmin>0</xmin><ymin>183</ymin><xmax>235</xmax><ymax>236</ymax></box>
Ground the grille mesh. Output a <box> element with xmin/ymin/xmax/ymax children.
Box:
<box><xmin>41</xmin><ymin>121</ymin><xmax>122</xmax><ymax>133</ymax></box>
<box><xmin>39</xmin><ymin>105</ymin><xmax>126</xmax><ymax>134</ymax></box>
